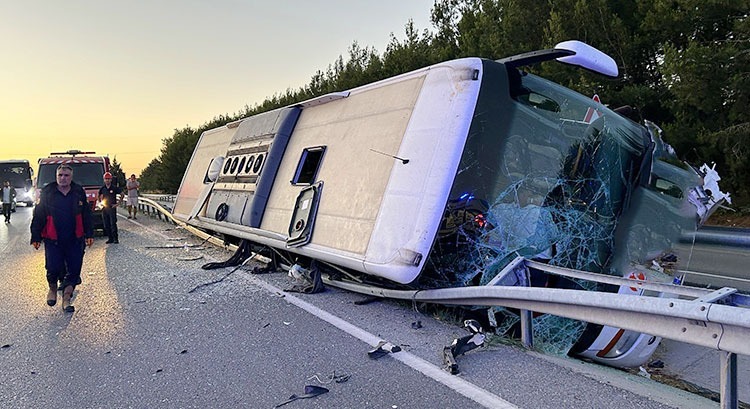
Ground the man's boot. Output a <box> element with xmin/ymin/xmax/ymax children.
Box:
<box><xmin>47</xmin><ymin>283</ymin><xmax>57</xmax><ymax>306</ymax></box>
<box><xmin>62</xmin><ymin>286</ymin><xmax>75</xmax><ymax>313</ymax></box>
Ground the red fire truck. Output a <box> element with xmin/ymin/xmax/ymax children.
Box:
<box><xmin>36</xmin><ymin>150</ymin><xmax>111</xmax><ymax>228</ymax></box>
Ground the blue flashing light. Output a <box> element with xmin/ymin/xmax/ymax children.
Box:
<box><xmin>458</xmin><ymin>192</ymin><xmax>475</xmax><ymax>201</ymax></box>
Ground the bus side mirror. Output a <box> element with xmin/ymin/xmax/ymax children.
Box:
<box><xmin>24</xmin><ymin>179</ymin><xmax>33</xmax><ymax>190</ymax></box>
<box><xmin>554</xmin><ymin>40</ymin><xmax>619</xmax><ymax>77</ymax></box>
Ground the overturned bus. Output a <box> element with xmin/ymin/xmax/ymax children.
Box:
<box><xmin>173</xmin><ymin>41</ymin><xmax>729</xmax><ymax>367</ymax></box>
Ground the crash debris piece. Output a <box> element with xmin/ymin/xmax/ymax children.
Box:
<box><xmin>307</xmin><ymin>371</ymin><xmax>351</xmax><ymax>384</ymax></box>
<box><xmin>285</xmin><ymin>262</ymin><xmax>324</xmax><ymax>294</ymax></box>
<box><xmin>442</xmin><ymin>320</ymin><xmax>486</xmax><ymax>374</ymax></box>
<box><xmin>274</xmin><ymin>385</ymin><xmax>329</xmax><ymax>408</ymax></box>
<box><xmin>368</xmin><ymin>341</ymin><xmax>402</xmax><ymax>360</ymax></box>
<box><xmin>177</xmin><ymin>255</ymin><xmax>204</xmax><ymax>261</ymax></box>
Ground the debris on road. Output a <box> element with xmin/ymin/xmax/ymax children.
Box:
<box><xmin>442</xmin><ymin>319</ymin><xmax>486</xmax><ymax>375</ymax></box>
<box><xmin>285</xmin><ymin>261</ymin><xmax>324</xmax><ymax>294</ymax></box>
<box><xmin>306</xmin><ymin>371</ymin><xmax>350</xmax><ymax>384</ymax></box>
<box><xmin>177</xmin><ymin>255</ymin><xmax>203</xmax><ymax>261</ymax></box>
<box><xmin>648</xmin><ymin>359</ymin><xmax>665</xmax><ymax>369</ymax></box>
<box><xmin>368</xmin><ymin>340</ymin><xmax>402</xmax><ymax>359</ymax></box>
<box><xmin>274</xmin><ymin>385</ymin><xmax>329</xmax><ymax>408</ymax></box>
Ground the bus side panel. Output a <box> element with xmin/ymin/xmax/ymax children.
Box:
<box><xmin>260</xmin><ymin>75</ymin><xmax>426</xmax><ymax>257</ymax></box>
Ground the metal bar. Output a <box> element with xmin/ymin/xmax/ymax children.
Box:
<box><xmin>526</xmin><ymin>260</ymin><xmax>711</xmax><ymax>299</ymax></box>
<box><xmin>520</xmin><ymin>309</ymin><xmax>533</xmax><ymax>348</ymax></box>
<box><xmin>696</xmin><ymin>287</ymin><xmax>738</xmax><ymax>303</ymax></box>
<box><xmin>526</xmin><ymin>260</ymin><xmax>750</xmax><ymax>307</ymax></box>
<box><xmin>486</xmin><ymin>256</ymin><xmax>525</xmax><ymax>286</ymax></box>
<box><xmin>720</xmin><ymin>351</ymin><xmax>738</xmax><ymax>409</ymax></box>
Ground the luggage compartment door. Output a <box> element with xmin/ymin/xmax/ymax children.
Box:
<box><xmin>287</xmin><ymin>182</ymin><xmax>323</xmax><ymax>248</ymax></box>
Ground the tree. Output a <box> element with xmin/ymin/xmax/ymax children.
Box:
<box><xmin>381</xmin><ymin>20</ymin><xmax>437</xmax><ymax>76</ymax></box>
<box><xmin>109</xmin><ymin>157</ymin><xmax>127</xmax><ymax>189</ymax></box>
<box><xmin>157</xmin><ymin>127</ymin><xmax>201</xmax><ymax>194</ymax></box>
<box><xmin>139</xmin><ymin>158</ymin><xmax>163</xmax><ymax>193</ymax></box>
<box><xmin>645</xmin><ymin>0</ymin><xmax>750</xmax><ymax>202</ymax></box>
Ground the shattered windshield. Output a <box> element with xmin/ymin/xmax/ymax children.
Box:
<box><xmin>422</xmin><ymin>65</ymin><xmax>652</xmax><ymax>356</ymax></box>
<box><xmin>426</xmin><ymin>67</ymin><xmax>650</xmax><ymax>288</ymax></box>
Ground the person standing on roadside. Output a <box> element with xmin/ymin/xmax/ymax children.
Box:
<box><xmin>126</xmin><ymin>174</ymin><xmax>140</xmax><ymax>219</ymax></box>
<box><xmin>30</xmin><ymin>164</ymin><xmax>94</xmax><ymax>312</ymax></box>
<box><xmin>98</xmin><ymin>172</ymin><xmax>123</xmax><ymax>244</ymax></box>
<box><xmin>2</xmin><ymin>180</ymin><xmax>16</xmax><ymax>223</ymax></box>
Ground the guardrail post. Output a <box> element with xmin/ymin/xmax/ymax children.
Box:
<box><xmin>485</xmin><ymin>257</ymin><xmax>535</xmax><ymax>348</ymax></box>
<box><xmin>520</xmin><ymin>265</ymin><xmax>533</xmax><ymax>348</ymax></box>
<box><xmin>520</xmin><ymin>309</ymin><xmax>533</xmax><ymax>348</ymax></box>
<box><xmin>720</xmin><ymin>351</ymin><xmax>738</xmax><ymax>409</ymax></box>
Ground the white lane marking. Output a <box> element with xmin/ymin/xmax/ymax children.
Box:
<box><xmin>132</xmin><ymin>218</ymin><xmax>519</xmax><ymax>409</ymax></box>
<box><xmin>677</xmin><ymin>269</ymin><xmax>750</xmax><ymax>284</ymax></box>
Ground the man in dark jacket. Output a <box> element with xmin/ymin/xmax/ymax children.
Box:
<box><xmin>98</xmin><ymin>172</ymin><xmax>122</xmax><ymax>244</ymax></box>
<box><xmin>2</xmin><ymin>180</ymin><xmax>16</xmax><ymax>223</ymax></box>
<box><xmin>30</xmin><ymin>164</ymin><xmax>94</xmax><ymax>312</ymax></box>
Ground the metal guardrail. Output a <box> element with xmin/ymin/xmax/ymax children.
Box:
<box><xmin>135</xmin><ymin>197</ymin><xmax>749</xmax><ymax>408</ymax></box>
<box><xmin>325</xmin><ymin>269</ymin><xmax>750</xmax><ymax>355</ymax></box>
<box><xmin>136</xmin><ymin>197</ymin><xmax>234</xmax><ymax>250</ymax></box>
<box><xmin>681</xmin><ymin>225</ymin><xmax>750</xmax><ymax>247</ymax></box>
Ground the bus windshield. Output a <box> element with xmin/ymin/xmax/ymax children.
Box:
<box><xmin>436</xmin><ymin>65</ymin><xmax>654</xmax><ymax>285</ymax></box>
<box><xmin>502</xmin><ymin>70</ymin><xmax>649</xmax><ymax>212</ymax></box>
<box><xmin>0</xmin><ymin>161</ymin><xmax>33</xmax><ymax>189</ymax></box>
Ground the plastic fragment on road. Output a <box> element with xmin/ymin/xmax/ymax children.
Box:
<box><xmin>307</xmin><ymin>371</ymin><xmax>351</xmax><ymax>384</ymax></box>
<box><xmin>648</xmin><ymin>359</ymin><xmax>664</xmax><ymax>368</ymax></box>
<box><xmin>442</xmin><ymin>320</ymin><xmax>486</xmax><ymax>374</ymax></box>
<box><xmin>201</xmin><ymin>239</ymin><xmax>254</xmax><ymax>270</ymax></box>
<box><xmin>368</xmin><ymin>340</ymin><xmax>402</xmax><ymax>359</ymax></box>
<box><xmin>274</xmin><ymin>385</ymin><xmax>329</xmax><ymax>408</ymax></box>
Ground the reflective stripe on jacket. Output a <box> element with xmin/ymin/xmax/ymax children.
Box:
<box><xmin>40</xmin><ymin>213</ymin><xmax>84</xmax><ymax>240</ymax></box>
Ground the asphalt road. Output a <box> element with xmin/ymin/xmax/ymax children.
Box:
<box><xmin>0</xmin><ymin>206</ymin><xmax>721</xmax><ymax>408</ymax></box>
<box><xmin>673</xmin><ymin>240</ymin><xmax>750</xmax><ymax>292</ymax></box>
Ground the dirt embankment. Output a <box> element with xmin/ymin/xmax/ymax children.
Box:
<box><xmin>706</xmin><ymin>208</ymin><xmax>750</xmax><ymax>228</ymax></box>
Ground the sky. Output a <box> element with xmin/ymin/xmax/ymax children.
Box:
<box><xmin>0</xmin><ymin>0</ymin><xmax>435</xmax><ymax>176</ymax></box>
